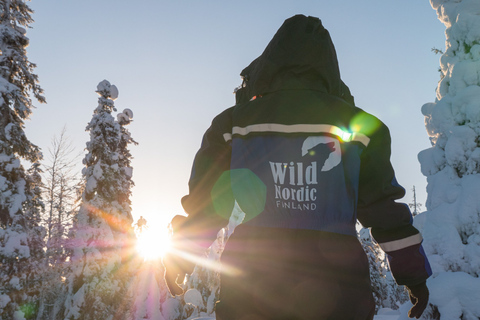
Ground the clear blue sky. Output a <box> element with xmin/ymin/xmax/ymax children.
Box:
<box><xmin>25</xmin><ymin>1</ymin><xmax>446</xmax><ymax>229</ymax></box>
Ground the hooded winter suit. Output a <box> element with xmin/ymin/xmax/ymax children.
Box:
<box><xmin>179</xmin><ymin>15</ymin><xmax>431</xmax><ymax>320</ymax></box>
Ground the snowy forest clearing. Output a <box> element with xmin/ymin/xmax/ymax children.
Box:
<box><xmin>1</xmin><ymin>0</ymin><xmax>480</xmax><ymax>319</ymax></box>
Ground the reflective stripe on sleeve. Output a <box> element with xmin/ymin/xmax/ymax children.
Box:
<box><xmin>222</xmin><ymin>123</ymin><xmax>370</xmax><ymax>146</ymax></box>
<box><xmin>378</xmin><ymin>233</ymin><xmax>423</xmax><ymax>252</ymax></box>
<box><xmin>223</xmin><ymin>133</ymin><xmax>232</xmax><ymax>142</ymax></box>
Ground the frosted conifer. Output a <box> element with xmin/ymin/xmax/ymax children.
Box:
<box><xmin>0</xmin><ymin>0</ymin><xmax>46</xmax><ymax>318</ymax></box>
<box><xmin>418</xmin><ymin>0</ymin><xmax>480</xmax><ymax>318</ymax></box>
<box><xmin>63</xmin><ymin>81</ymin><xmax>136</xmax><ymax>320</ymax></box>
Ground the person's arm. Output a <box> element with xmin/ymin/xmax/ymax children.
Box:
<box><xmin>356</xmin><ymin>120</ymin><xmax>432</xmax><ymax>286</ymax></box>
<box><xmin>180</xmin><ymin>107</ymin><xmax>234</xmax><ymax>247</ymax></box>
<box><xmin>356</xmin><ymin>120</ymin><xmax>431</xmax><ymax>318</ymax></box>
<box><xmin>164</xmin><ymin>108</ymin><xmax>233</xmax><ymax>296</ymax></box>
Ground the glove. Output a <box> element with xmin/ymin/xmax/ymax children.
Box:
<box><xmin>406</xmin><ymin>281</ymin><xmax>429</xmax><ymax>319</ymax></box>
<box><xmin>162</xmin><ymin>215</ymin><xmax>200</xmax><ymax>296</ymax></box>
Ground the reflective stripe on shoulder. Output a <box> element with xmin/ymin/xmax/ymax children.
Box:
<box><xmin>378</xmin><ymin>233</ymin><xmax>423</xmax><ymax>252</ymax></box>
<box><xmin>351</xmin><ymin>132</ymin><xmax>370</xmax><ymax>147</ymax></box>
<box><xmin>223</xmin><ymin>123</ymin><xmax>370</xmax><ymax>147</ymax></box>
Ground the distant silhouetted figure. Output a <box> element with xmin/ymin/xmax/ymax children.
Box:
<box><xmin>136</xmin><ymin>216</ymin><xmax>147</xmax><ymax>232</ymax></box>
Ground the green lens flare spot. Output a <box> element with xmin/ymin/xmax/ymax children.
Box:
<box><xmin>211</xmin><ymin>169</ymin><xmax>266</xmax><ymax>222</ymax></box>
<box><xmin>350</xmin><ymin>112</ymin><xmax>381</xmax><ymax>136</ymax></box>
<box><xmin>211</xmin><ymin>172</ymin><xmax>235</xmax><ymax>220</ymax></box>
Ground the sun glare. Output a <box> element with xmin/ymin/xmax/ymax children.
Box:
<box><xmin>136</xmin><ymin>226</ymin><xmax>171</xmax><ymax>260</ymax></box>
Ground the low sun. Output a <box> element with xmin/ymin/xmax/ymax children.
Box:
<box><xmin>136</xmin><ymin>226</ymin><xmax>171</xmax><ymax>260</ymax></box>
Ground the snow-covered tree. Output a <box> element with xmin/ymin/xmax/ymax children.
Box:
<box><xmin>132</xmin><ymin>261</ymin><xmax>165</xmax><ymax>320</ymax></box>
<box><xmin>115</xmin><ymin>107</ymin><xmax>137</xmax><ymax>238</ymax></box>
<box><xmin>0</xmin><ymin>0</ymin><xmax>46</xmax><ymax>318</ymax></box>
<box><xmin>418</xmin><ymin>0</ymin><xmax>480</xmax><ymax>318</ymax></box>
<box><xmin>23</xmin><ymin>162</ymin><xmax>48</xmax><ymax>320</ymax></box>
<box><xmin>63</xmin><ymin>80</ymin><xmax>136</xmax><ymax>320</ymax></box>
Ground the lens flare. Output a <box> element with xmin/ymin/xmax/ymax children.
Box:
<box><xmin>211</xmin><ymin>169</ymin><xmax>267</xmax><ymax>223</ymax></box>
<box><xmin>349</xmin><ymin>112</ymin><xmax>381</xmax><ymax>136</ymax></box>
<box><xmin>136</xmin><ymin>226</ymin><xmax>171</xmax><ymax>260</ymax></box>
<box><xmin>167</xmin><ymin>246</ymin><xmax>243</xmax><ymax>277</ymax></box>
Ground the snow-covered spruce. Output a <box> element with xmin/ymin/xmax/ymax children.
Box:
<box><xmin>63</xmin><ymin>81</ymin><xmax>137</xmax><ymax>320</ymax></box>
<box><xmin>0</xmin><ymin>1</ymin><xmax>46</xmax><ymax>319</ymax></box>
<box><xmin>418</xmin><ymin>0</ymin><xmax>480</xmax><ymax>318</ymax></box>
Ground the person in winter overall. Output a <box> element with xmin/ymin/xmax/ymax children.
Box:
<box><xmin>163</xmin><ymin>15</ymin><xmax>432</xmax><ymax>320</ymax></box>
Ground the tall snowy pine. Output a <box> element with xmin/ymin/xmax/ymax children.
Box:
<box><xmin>63</xmin><ymin>81</ymin><xmax>136</xmax><ymax>320</ymax></box>
<box><xmin>0</xmin><ymin>0</ymin><xmax>46</xmax><ymax>318</ymax></box>
<box><xmin>418</xmin><ymin>0</ymin><xmax>480</xmax><ymax>318</ymax></box>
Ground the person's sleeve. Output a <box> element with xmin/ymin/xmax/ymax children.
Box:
<box><xmin>357</xmin><ymin>121</ymin><xmax>432</xmax><ymax>286</ymax></box>
<box><xmin>179</xmin><ymin>107</ymin><xmax>234</xmax><ymax>248</ymax></box>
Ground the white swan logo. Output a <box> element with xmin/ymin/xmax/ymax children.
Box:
<box><xmin>301</xmin><ymin>136</ymin><xmax>341</xmax><ymax>172</ymax></box>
